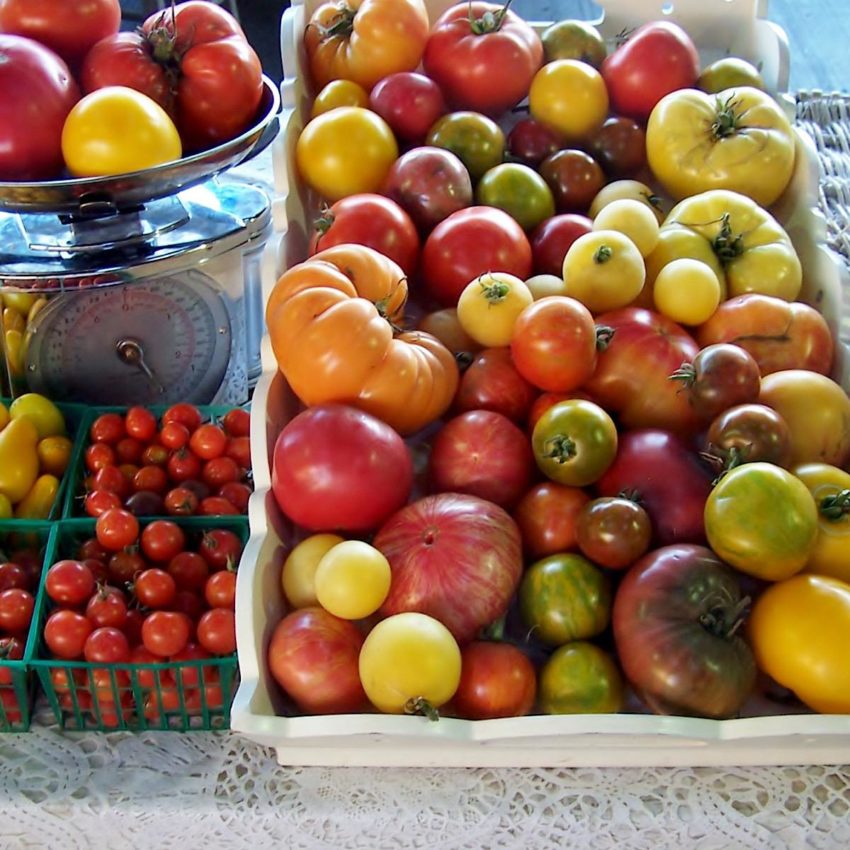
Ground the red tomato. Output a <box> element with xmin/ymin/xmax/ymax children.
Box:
<box><xmin>95</xmin><ymin>509</ymin><xmax>140</xmax><ymax>551</ymax></box>
<box><xmin>506</xmin><ymin>118</ymin><xmax>563</xmax><ymax>167</ymax></box>
<box><xmin>530</xmin><ymin>213</ymin><xmax>593</xmax><ymax>277</ymax></box>
<box><xmin>140</xmin><ymin>521</ymin><xmax>186</xmax><ymax>563</ymax></box>
<box><xmin>160</xmin><ymin>421</ymin><xmax>191</xmax><ymax>450</ymax></box>
<box><xmin>428</xmin><ymin>410</ymin><xmax>534</xmax><ymax>509</ymax></box>
<box><xmin>0</xmin><ymin>34</ymin><xmax>79</xmax><ymax>179</ymax></box>
<box><xmin>0</xmin><ymin>0</ymin><xmax>120</xmax><ymax>67</ymax></box>
<box><xmin>161</xmin><ymin>403</ymin><xmax>203</xmax><ymax>432</ymax></box>
<box><xmin>44</xmin><ymin>609</ymin><xmax>93</xmax><ymax>660</ymax></box>
<box><xmin>85</xmin><ymin>442</ymin><xmax>116</xmax><ymax>473</ymax></box>
<box><xmin>0</xmin><ymin>588</ymin><xmax>33</xmax><ymax>633</ymax></box>
<box><xmin>107</xmin><ymin>550</ymin><xmax>146</xmax><ymax>585</ymax></box>
<box><xmin>0</xmin><ymin>637</ymin><xmax>25</xmax><ymax>683</ymax></box>
<box><xmin>585</xmin><ymin>307</ymin><xmax>702</xmax><ymax>435</ymax></box>
<box><xmin>134</xmin><ymin>568</ymin><xmax>177</xmax><ymax>609</ymax></box>
<box><xmin>267</xmin><ymin>608</ymin><xmax>367</xmax><ymax>715</ymax></box>
<box><xmin>368</xmin><ymin>71</ymin><xmax>447</xmax><ymax>142</ymax></box>
<box><xmin>201</xmin><ymin>456</ymin><xmax>240</xmax><ymax>489</ymax></box>
<box><xmin>309</xmin><ymin>194</ymin><xmax>420</xmax><ymax>277</ymax></box>
<box><xmin>84</xmin><ymin>489</ymin><xmax>122</xmax><ymax>518</ymax></box>
<box><xmin>92</xmin><ymin>465</ymin><xmax>131</xmax><ymax>499</ymax></box>
<box><xmin>83</xmin><ymin>627</ymin><xmax>130</xmax><ymax>664</ymax></box>
<box><xmin>453</xmin><ymin>347</ymin><xmax>537</xmax><ymax>423</ymax></box>
<box><xmin>453</xmin><ymin>641</ymin><xmax>537</xmax><ymax>719</ymax></box>
<box><xmin>197</xmin><ymin>496</ymin><xmax>241</xmax><ymax>516</ymax></box>
<box><xmin>124</xmin><ymin>406</ymin><xmax>158</xmax><ymax>442</ymax></box>
<box><xmin>45</xmin><ymin>560</ymin><xmax>95</xmax><ymax>607</ymax></box>
<box><xmin>198</xmin><ymin>529</ymin><xmax>243</xmax><ymax>571</ymax></box>
<box><xmin>141</xmin><ymin>611</ymin><xmax>191</xmax><ymax>658</ymax></box>
<box><xmin>272</xmin><ymin>404</ymin><xmax>413</xmax><ymax>534</ymax></box>
<box><xmin>133</xmin><ymin>465</ymin><xmax>169</xmax><ymax>495</ymax></box>
<box><xmin>601</xmin><ymin>21</ymin><xmax>700</xmax><ymax>122</ymax></box>
<box><xmin>189</xmin><ymin>423</ymin><xmax>227</xmax><ymax>460</ymax></box>
<box><xmin>221</xmin><ymin>408</ymin><xmax>250</xmax><ymax>438</ymax></box>
<box><xmin>422</xmin><ymin>206</ymin><xmax>533</xmax><ymax>306</ymax></box>
<box><xmin>163</xmin><ymin>487</ymin><xmax>200</xmax><ymax>517</ymax></box>
<box><xmin>115</xmin><ymin>437</ymin><xmax>144</xmax><ymax>465</ymax></box>
<box><xmin>512</xmin><ymin>481</ymin><xmax>590</xmax><ymax>559</ymax></box>
<box><xmin>167</xmin><ymin>551</ymin><xmax>210</xmax><ymax>592</ymax></box>
<box><xmin>0</xmin><ymin>563</ymin><xmax>29</xmax><ymax>592</ymax></box>
<box><xmin>196</xmin><ymin>607</ymin><xmax>236</xmax><ymax>656</ymax></box>
<box><xmin>225</xmin><ymin>436</ymin><xmax>252</xmax><ymax>470</ymax></box>
<box><xmin>423</xmin><ymin>2</ymin><xmax>543</xmax><ymax>116</ymax></box>
<box><xmin>204</xmin><ymin>570</ymin><xmax>236</xmax><ymax>610</ymax></box>
<box><xmin>216</xmin><ymin>482</ymin><xmax>251</xmax><ymax>513</ymax></box>
<box><xmin>167</xmin><ymin>448</ymin><xmax>203</xmax><ymax>482</ymax></box>
<box><xmin>81</xmin><ymin>1</ymin><xmax>263</xmax><ymax>151</ymax></box>
<box><xmin>85</xmin><ymin>586</ymin><xmax>128</xmax><ymax>630</ymax></box>
<box><xmin>511</xmin><ymin>296</ymin><xmax>599</xmax><ymax>393</ymax></box>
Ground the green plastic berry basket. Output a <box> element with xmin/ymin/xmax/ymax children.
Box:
<box><xmin>31</xmin><ymin>516</ymin><xmax>245</xmax><ymax>732</ymax></box>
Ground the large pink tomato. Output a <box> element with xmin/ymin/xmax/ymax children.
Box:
<box><xmin>374</xmin><ymin>493</ymin><xmax>523</xmax><ymax>643</ymax></box>
<box><xmin>0</xmin><ymin>34</ymin><xmax>79</xmax><ymax>180</ymax></box>
<box><xmin>271</xmin><ymin>404</ymin><xmax>413</xmax><ymax>533</ymax></box>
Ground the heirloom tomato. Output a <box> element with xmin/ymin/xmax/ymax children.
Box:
<box><xmin>587</xmin><ymin>115</ymin><xmax>647</xmax><ymax>179</ymax></box>
<box><xmin>601</xmin><ymin>20</ymin><xmax>700</xmax><ymax>123</ymax></box>
<box><xmin>271</xmin><ymin>404</ymin><xmax>413</xmax><ymax>534</ymax></box>
<box><xmin>646</xmin><ymin>86</ymin><xmax>796</xmax><ymax>207</ymax></box>
<box><xmin>423</xmin><ymin>1</ymin><xmax>543</xmax><ymax>116</ymax></box>
<box><xmin>512</xmin><ymin>482</ymin><xmax>589</xmax><ymax>559</ymax></box>
<box><xmin>456</xmin><ymin>272</ymin><xmax>534</xmax><ymax>348</ymax></box>
<box><xmin>359</xmin><ymin>612</ymin><xmax>461</xmax><ymax>716</ymax></box>
<box><xmin>0</xmin><ymin>34</ymin><xmax>79</xmax><ymax>180</ymax></box>
<box><xmin>748</xmin><ymin>574</ymin><xmax>850</xmax><ymax>714</ymax></box>
<box><xmin>426</xmin><ymin>111</ymin><xmax>505</xmax><ymax>181</ymax></box>
<box><xmin>374</xmin><ymin>493</ymin><xmax>523</xmax><ymax>644</ymax></box>
<box><xmin>541</xmin><ymin>19</ymin><xmax>606</xmax><ymax>66</ymax></box>
<box><xmin>662</xmin><ymin>190</ymin><xmax>802</xmax><ymax>302</ymax></box>
<box><xmin>281</xmin><ymin>533</ymin><xmax>343</xmax><ymax>609</ymax></box>
<box><xmin>698</xmin><ymin>57</ymin><xmax>765</xmax><ymax>93</ymax></box>
<box><xmin>704</xmin><ymin>462</ymin><xmax>818</xmax><ymax>581</ymax></box>
<box><xmin>518</xmin><ymin>553</ymin><xmax>610</xmax><ymax>646</ymax></box>
<box><xmin>592</xmin><ymin>198</ymin><xmax>660</xmax><ymax>258</ymax></box>
<box><xmin>452</xmin><ymin>347</ymin><xmax>536</xmax><ymax>423</ymax></box>
<box><xmin>510</xmin><ymin>295</ymin><xmax>599</xmax><ymax>393</ymax></box>
<box><xmin>531</xmin><ymin>399</ymin><xmax>617</xmax><ymax>488</ymax></box>
<box><xmin>538</xmin><ymin>642</ymin><xmax>624</xmax><ymax>715</ymax></box>
<box><xmin>311</xmin><ymin>79</ymin><xmax>368</xmax><ymax>115</ymax></box>
<box><xmin>368</xmin><ymin>71</ymin><xmax>446</xmax><ymax>143</ymax></box>
<box><xmin>305</xmin><ymin>0</ymin><xmax>429</xmax><ymax>91</ymax></box>
<box><xmin>313</xmin><ymin>540</ymin><xmax>391</xmax><ymax>620</ymax></box>
<box><xmin>576</xmin><ymin>496</ymin><xmax>652</xmax><ymax>570</ymax></box>
<box><xmin>651</xmin><ymin>258</ymin><xmax>721</xmax><ymax>325</ymax></box>
<box><xmin>530</xmin><ymin>214</ymin><xmax>593</xmax><ymax>277</ymax></box>
<box><xmin>705</xmin><ymin>403</ymin><xmax>793</xmax><ymax>469</ymax></box>
<box><xmin>589</xmin><ymin>179</ymin><xmax>665</xmax><ymax>223</ymax></box>
<box><xmin>759</xmin><ymin>370</ymin><xmax>850</xmax><ymax>468</ymax></box>
<box><xmin>613</xmin><ymin>545</ymin><xmax>756</xmax><ymax>719</ymax></box>
<box><xmin>417</xmin><ymin>309</ymin><xmax>481</xmax><ymax>358</ymax></box>
<box><xmin>453</xmin><ymin>641</ymin><xmax>536</xmax><ymax>720</ymax></box>
<box><xmin>475</xmin><ymin>163</ymin><xmax>556</xmax><ymax>232</ymax></box>
<box><xmin>529</xmin><ymin>59</ymin><xmax>608</xmax><ymax>141</ymax></box>
<box><xmin>268</xmin><ymin>607</ymin><xmax>366</xmax><ymax>715</ymax></box>
<box><xmin>794</xmin><ymin>463</ymin><xmax>850</xmax><ymax>583</ymax></box>
<box><xmin>506</xmin><ymin>118</ymin><xmax>563</xmax><ymax>167</ymax></box>
<box><xmin>539</xmin><ymin>148</ymin><xmax>606</xmax><ymax>214</ymax></box>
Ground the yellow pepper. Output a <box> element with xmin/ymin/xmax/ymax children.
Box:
<box><xmin>14</xmin><ymin>473</ymin><xmax>60</xmax><ymax>519</ymax></box>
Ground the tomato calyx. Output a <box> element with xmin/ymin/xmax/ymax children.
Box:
<box><xmin>819</xmin><ymin>489</ymin><xmax>850</xmax><ymax>521</ymax></box>
<box><xmin>697</xmin><ymin>593</ymin><xmax>750</xmax><ymax>640</ymax></box>
<box><xmin>710</xmin><ymin>94</ymin><xmax>746</xmax><ymax>139</ymax></box>
<box><xmin>313</xmin><ymin>205</ymin><xmax>335</xmax><ymax>236</ymax></box>
<box><xmin>542</xmin><ymin>433</ymin><xmax>577</xmax><ymax>464</ymax></box>
<box><xmin>478</xmin><ymin>275</ymin><xmax>511</xmax><ymax>304</ymax></box>
<box><xmin>669</xmin><ymin>360</ymin><xmax>697</xmax><ymax>387</ymax></box>
<box><xmin>314</xmin><ymin>4</ymin><xmax>357</xmax><ymax>40</ymax></box>
<box><xmin>467</xmin><ymin>0</ymin><xmax>514</xmax><ymax>35</ymax></box>
<box><xmin>593</xmin><ymin>245</ymin><xmax>614</xmax><ymax>265</ymax></box>
<box><xmin>711</xmin><ymin>214</ymin><xmax>746</xmax><ymax>264</ymax></box>
<box><xmin>700</xmin><ymin>444</ymin><xmax>747</xmax><ymax>484</ymax></box>
<box><xmin>404</xmin><ymin>695</ymin><xmax>441</xmax><ymax>721</ymax></box>
<box><xmin>595</xmin><ymin>324</ymin><xmax>616</xmax><ymax>351</ymax></box>
<box><xmin>617</xmin><ymin>488</ymin><xmax>644</xmax><ymax>505</ymax></box>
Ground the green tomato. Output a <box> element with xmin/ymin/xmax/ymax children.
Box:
<box><xmin>697</xmin><ymin>57</ymin><xmax>765</xmax><ymax>93</ymax></box>
<box><xmin>475</xmin><ymin>162</ymin><xmax>555</xmax><ymax>231</ymax></box>
<box><xmin>541</xmin><ymin>20</ymin><xmax>607</xmax><ymax>68</ymax></box>
<box><xmin>426</xmin><ymin>111</ymin><xmax>505</xmax><ymax>181</ymax></box>
<box><xmin>538</xmin><ymin>641</ymin><xmax>624</xmax><ymax>714</ymax></box>
<box><xmin>704</xmin><ymin>461</ymin><xmax>818</xmax><ymax>581</ymax></box>
<box><xmin>519</xmin><ymin>552</ymin><xmax>610</xmax><ymax>646</ymax></box>
<box><xmin>531</xmin><ymin>399</ymin><xmax>617</xmax><ymax>487</ymax></box>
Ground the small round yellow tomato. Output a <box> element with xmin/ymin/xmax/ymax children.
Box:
<box><xmin>748</xmin><ymin>573</ymin><xmax>850</xmax><ymax>713</ymax></box>
<box><xmin>538</xmin><ymin>641</ymin><xmax>624</xmax><ymax>714</ymax></box>
<box><xmin>456</xmin><ymin>272</ymin><xmax>533</xmax><ymax>347</ymax></box>
<box><xmin>794</xmin><ymin>463</ymin><xmax>850</xmax><ymax>583</ymax></box>
<box><xmin>525</xmin><ymin>274</ymin><xmax>568</xmax><ymax>300</ymax></box>
<box><xmin>311</xmin><ymin>79</ymin><xmax>369</xmax><ymax>117</ymax></box>
<box><xmin>588</xmin><ymin>179</ymin><xmax>665</xmax><ymax>223</ymax></box>
<box><xmin>62</xmin><ymin>86</ymin><xmax>182</xmax><ymax>177</ymax></box>
<box><xmin>653</xmin><ymin>258</ymin><xmax>722</xmax><ymax>325</ymax></box>
<box><xmin>529</xmin><ymin>59</ymin><xmax>608</xmax><ymax>141</ymax></box>
<box><xmin>644</xmin><ymin>225</ymin><xmax>726</xmax><ymax>291</ymax></box>
<box><xmin>592</xmin><ymin>198</ymin><xmax>660</xmax><ymax>257</ymax></box>
<box><xmin>314</xmin><ymin>540</ymin><xmax>391</xmax><ymax>620</ymax></box>
<box><xmin>281</xmin><ymin>533</ymin><xmax>345</xmax><ymax>609</ymax></box>
<box><xmin>296</xmin><ymin>106</ymin><xmax>398</xmax><ymax>201</ymax></box>
<box><xmin>759</xmin><ymin>370</ymin><xmax>850</xmax><ymax>468</ymax></box>
<box><xmin>9</xmin><ymin>393</ymin><xmax>65</xmax><ymax>440</ymax></box>
<box><xmin>358</xmin><ymin>612</ymin><xmax>462</xmax><ymax>715</ymax></box>
<box><xmin>563</xmin><ymin>230</ymin><xmax>645</xmax><ymax>313</ymax></box>
<box><xmin>36</xmin><ymin>435</ymin><xmax>73</xmax><ymax>477</ymax></box>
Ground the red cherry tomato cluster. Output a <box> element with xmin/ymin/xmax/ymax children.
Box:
<box><xmin>79</xmin><ymin>404</ymin><xmax>252</xmax><ymax>519</ymax></box>
<box><xmin>40</xmin><ymin>516</ymin><xmax>241</xmax><ymax>728</ymax></box>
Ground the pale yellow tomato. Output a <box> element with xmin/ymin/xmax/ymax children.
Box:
<box><xmin>62</xmin><ymin>86</ymin><xmax>182</xmax><ymax>177</ymax></box>
<box><xmin>588</xmin><ymin>179</ymin><xmax>665</xmax><ymax>223</ymax></box>
<box><xmin>358</xmin><ymin>612</ymin><xmax>461</xmax><ymax>715</ymax></box>
<box><xmin>562</xmin><ymin>230</ymin><xmax>645</xmax><ymax>313</ymax></box>
<box><xmin>592</xmin><ymin>198</ymin><xmax>660</xmax><ymax>257</ymax></box>
<box><xmin>456</xmin><ymin>272</ymin><xmax>534</xmax><ymax>347</ymax></box>
<box><xmin>281</xmin><ymin>533</ymin><xmax>345</xmax><ymax>609</ymax></box>
<box><xmin>314</xmin><ymin>540</ymin><xmax>391</xmax><ymax>620</ymax></box>
<box><xmin>9</xmin><ymin>393</ymin><xmax>65</xmax><ymax>440</ymax></box>
<box><xmin>311</xmin><ymin>79</ymin><xmax>369</xmax><ymax>117</ymax></box>
<box><xmin>653</xmin><ymin>258</ymin><xmax>722</xmax><ymax>325</ymax></box>
<box><xmin>529</xmin><ymin>59</ymin><xmax>608</xmax><ymax>141</ymax></box>
<box><xmin>525</xmin><ymin>274</ymin><xmax>568</xmax><ymax>300</ymax></box>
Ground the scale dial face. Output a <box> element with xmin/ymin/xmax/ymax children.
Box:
<box><xmin>24</xmin><ymin>270</ymin><xmax>232</xmax><ymax>405</ymax></box>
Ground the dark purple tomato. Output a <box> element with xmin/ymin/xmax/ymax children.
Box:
<box><xmin>586</xmin><ymin>115</ymin><xmax>647</xmax><ymax>178</ymax></box>
<box><xmin>705</xmin><ymin>403</ymin><xmax>793</xmax><ymax>469</ymax></box>
<box><xmin>576</xmin><ymin>495</ymin><xmax>652</xmax><ymax>570</ymax></box>
<box><xmin>506</xmin><ymin>117</ymin><xmax>562</xmax><ymax>166</ymax></box>
<box><xmin>530</xmin><ymin>213</ymin><xmax>593</xmax><ymax>276</ymax></box>
<box><xmin>539</xmin><ymin>148</ymin><xmax>605</xmax><ymax>213</ymax></box>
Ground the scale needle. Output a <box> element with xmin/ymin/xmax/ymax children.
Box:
<box><xmin>116</xmin><ymin>338</ymin><xmax>165</xmax><ymax>394</ymax></box>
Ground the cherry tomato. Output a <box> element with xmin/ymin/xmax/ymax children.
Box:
<box><xmin>163</xmin><ymin>486</ymin><xmax>200</xmax><ymax>517</ymax></box>
<box><xmin>134</xmin><ymin>568</ymin><xmax>177</xmax><ymax>609</ymax></box>
<box><xmin>576</xmin><ymin>496</ymin><xmax>652</xmax><ymax>570</ymax></box>
<box><xmin>161</xmin><ymin>403</ymin><xmax>203</xmax><ymax>432</ymax></box>
<box><xmin>0</xmin><ymin>588</ymin><xmax>33</xmax><ymax>633</ymax></box>
<box><xmin>221</xmin><ymin>408</ymin><xmax>250</xmax><ymax>438</ymax></box>
<box><xmin>85</xmin><ymin>586</ymin><xmax>128</xmax><ymax>630</ymax></box>
<box><xmin>107</xmin><ymin>550</ymin><xmax>146</xmax><ymax>585</ymax></box>
<box><xmin>139</xmin><ymin>521</ymin><xmax>186</xmax><ymax>563</ymax></box>
<box><xmin>0</xmin><ymin>562</ymin><xmax>29</xmax><ymax>592</ymax></box>
<box><xmin>84</xmin><ymin>489</ymin><xmax>122</xmax><ymax>518</ymax></box>
<box><xmin>95</xmin><ymin>508</ymin><xmax>139</xmax><ymax>551</ymax></box>
<box><xmin>170</xmin><ymin>643</ymin><xmax>213</xmax><ymax>689</ymax></box>
<box><xmin>204</xmin><ymin>570</ymin><xmax>236</xmax><ymax>610</ymax></box>
<box><xmin>133</xmin><ymin>464</ymin><xmax>169</xmax><ymax>495</ymax></box>
<box><xmin>92</xmin><ymin>465</ymin><xmax>131</xmax><ymax>498</ymax></box>
<box><xmin>201</xmin><ymin>456</ymin><xmax>240</xmax><ymax>489</ymax></box>
<box><xmin>44</xmin><ymin>609</ymin><xmax>93</xmax><ymax>659</ymax></box>
<box><xmin>160</xmin><ymin>421</ymin><xmax>191</xmax><ymax>450</ymax></box>
<box><xmin>141</xmin><ymin>444</ymin><xmax>169</xmax><ymax>467</ymax></box>
<box><xmin>141</xmin><ymin>611</ymin><xmax>191</xmax><ymax>658</ymax></box>
<box><xmin>198</xmin><ymin>496</ymin><xmax>241</xmax><ymax>516</ymax></box>
<box><xmin>45</xmin><ymin>559</ymin><xmax>95</xmax><ymax>606</ymax></box>
<box><xmin>124</xmin><ymin>406</ymin><xmax>157</xmax><ymax>442</ymax></box>
<box><xmin>196</xmin><ymin>608</ymin><xmax>236</xmax><ymax>655</ymax></box>
<box><xmin>225</xmin><ymin>436</ymin><xmax>251</xmax><ymax>470</ymax></box>
<box><xmin>216</xmin><ymin>482</ymin><xmax>251</xmax><ymax>513</ymax></box>
<box><xmin>83</xmin><ymin>626</ymin><xmax>130</xmax><ymax>663</ymax></box>
<box><xmin>85</xmin><ymin>442</ymin><xmax>117</xmax><ymax>473</ymax></box>
<box><xmin>89</xmin><ymin>412</ymin><xmax>126</xmax><ymax>444</ymax></box>
<box><xmin>198</xmin><ymin>529</ymin><xmax>243</xmax><ymax>571</ymax></box>
<box><xmin>167</xmin><ymin>448</ymin><xmax>203</xmax><ymax>483</ymax></box>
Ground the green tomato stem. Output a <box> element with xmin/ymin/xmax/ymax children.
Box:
<box><xmin>404</xmin><ymin>696</ymin><xmax>441</xmax><ymax>722</ymax></box>
<box><xmin>593</xmin><ymin>245</ymin><xmax>613</xmax><ymax>264</ymax></box>
<box><xmin>468</xmin><ymin>0</ymin><xmax>514</xmax><ymax>35</ymax></box>
<box><xmin>479</xmin><ymin>276</ymin><xmax>511</xmax><ymax>303</ymax></box>
<box><xmin>819</xmin><ymin>489</ymin><xmax>850</xmax><ymax>521</ymax></box>
<box><xmin>543</xmin><ymin>434</ymin><xmax>577</xmax><ymax>464</ymax></box>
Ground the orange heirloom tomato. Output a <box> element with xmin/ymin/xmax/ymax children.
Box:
<box><xmin>748</xmin><ymin>574</ymin><xmax>850</xmax><ymax>714</ymax></box>
<box><xmin>265</xmin><ymin>244</ymin><xmax>458</xmax><ymax>435</ymax></box>
<box><xmin>304</xmin><ymin>0</ymin><xmax>430</xmax><ymax>91</ymax></box>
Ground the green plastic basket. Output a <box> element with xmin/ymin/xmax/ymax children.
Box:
<box><xmin>31</xmin><ymin>516</ymin><xmax>245</xmax><ymax>732</ymax></box>
<box><xmin>62</xmin><ymin>404</ymin><xmax>250</xmax><ymax>520</ymax></box>
<box><xmin>0</xmin><ymin>398</ymin><xmax>89</xmax><ymax>522</ymax></box>
<box><xmin>0</xmin><ymin>520</ymin><xmax>55</xmax><ymax>732</ymax></box>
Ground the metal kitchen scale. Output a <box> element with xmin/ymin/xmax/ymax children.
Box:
<box><xmin>0</xmin><ymin>77</ymin><xmax>280</xmax><ymax>407</ymax></box>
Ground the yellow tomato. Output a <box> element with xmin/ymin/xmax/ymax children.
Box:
<box><xmin>456</xmin><ymin>272</ymin><xmax>534</xmax><ymax>348</ymax></box>
<box><xmin>794</xmin><ymin>463</ymin><xmax>850</xmax><ymax>583</ymax></box>
<box><xmin>36</xmin><ymin>435</ymin><xmax>73</xmax><ymax>477</ymax></box>
<box><xmin>562</xmin><ymin>230</ymin><xmax>645</xmax><ymax>313</ymax></box>
<box><xmin>0</xmin><ymin>402</ymin><xmax>8</xmax><ymax>431</ymax></box>
<box><xmin>311</xmin><ymin>79</ymin><xmax>369</xmax><ymax>117</ymax></box>
<box><xmin>358</xmin><ymin>612</ymin><xmax>461</xmax><ymax>715</ymax></box>
<box><xmin>529</xmin><ymin>59</ymin><xmax>608</xmax><ymax>141</ymax></box>
<box><xmin>1</xmin><ymin>291</ymin><xmax>37</xmax><ymax>317</ymax></box>
<box><xmin>281</xmin><ymin>533</ymin><xmax>345</xmax><ymax>609</ymax></box>
<box><xmin>663</xmin><ymin>189</ymin><xmax>802</xmax><ymax>301</ymax></box>
<box><xmin>646</xmin><ymin>85</ymin><xmax>796</xmax><ymax>206</ymax></box>
<box><xmin>9</xmin><ymin>393</ymin><xmax>65</xmax><ymax>440</ymax></box>
<box><xmin>62</xmin><ymin>86</ymin><xmax>182</xmax><ymax>177</ymax></box>
<box><xmin>0</xmin><ymin>416</ymin><xmax>39</xmax><ymax>504</ymax></box>
<box><xmin>296</xmin><ymin>106</ymin><xmax>398</xmax><ymax>201</ymax></box>
<box><xmin>314</xmin><ymin>540</ymin><xmax>391</xmax><ymax>620</ymax></box>
<box><xmin>644</xmin><ymin>224</ymin><xmax>726</xmax><ymax>293</ymax></box>
<box><xmin>14</xmin><ymin>473</ymin><xmax>59</xmax><ymax>519</ymax></box>
<box><xmin>3</xmin><ymin>307</ymin><xmax>24</xmax><ymax>334</ymax></box>
<box><xmin>592</xmin><ymin>198</ymin><xmax>660</xmax><ymax>257</ymax></box>
<box><xmin>525</xmin><ymin>274</ymin><xmax>568</xmax><ymax>300</ymax></box>
<box><xmin>748</xmin><ymin>574</ymin><xmax>850</xmax><ymax>713</ymax></box>
<box><xmin>588</xmin><ymin>179</ymin><xmax>665</xmax><ymax>223</ymax></box>
<box><xmin>759</xmin><ymin>370</ymin><xmax>850</xmax><ymax>468</ymax></box>
<box><xmin>653</xmin><ymin>258</ymin><xmax>721</xmax><ymax>325</ymax></box>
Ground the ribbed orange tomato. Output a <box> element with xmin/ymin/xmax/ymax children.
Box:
<box><xmin>266</xmin><ymin>244</ymin><xmax>459</xmax><ymax>435</ymax></box>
